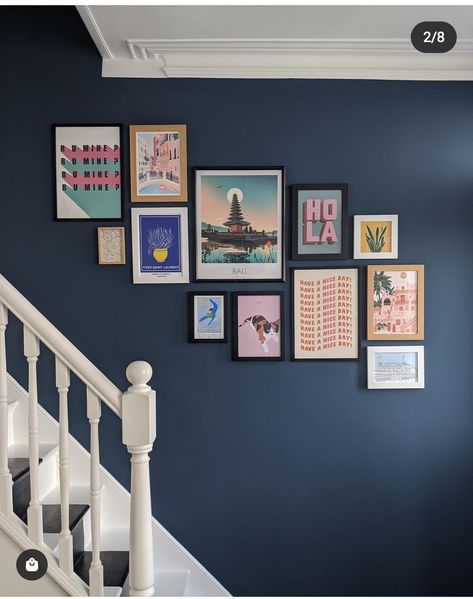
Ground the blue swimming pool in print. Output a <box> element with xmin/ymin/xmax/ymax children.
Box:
<box><xmin>139</xmin><ymin>184</ymin><xmax>176</xmax><ymax>195</ymax></box>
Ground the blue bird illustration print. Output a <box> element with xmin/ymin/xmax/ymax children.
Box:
<box><xmin>199</xmin><ymin>299</ymin><xmax>219</xmax><ymax>326</ymax></box>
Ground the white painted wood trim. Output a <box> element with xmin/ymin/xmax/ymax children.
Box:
<box><xmin>0</xmin><ymin>509</ymin><xmax>87</xmax><ymax>596</ymax></box>
<box><xmin>0</xmin><ymin>303</ymin><xmax>12</xmax><ymax>515</ymax></box>
<box><xmin>0</xmin><ymin>274</ymin><xmax>121</xmax><ymax>415</ymax></box>
<box><xmin>24</xmin><ymin>327</ymin><xmax>44</xmax><ymax>547</ymax></box>
<box><xmin>6</xmin><ymin>376</ymin><xmax>231</xmax><ymax>597</ymax></box>
<box><xmin>100</xmin><ymin>37</ymin><xmax>473</xmax><ymax>80</ymax></box>
<box><xmin>76</xmin><ymin>5</ymin><xmax>113</xmax><ymax>59</ymax></box>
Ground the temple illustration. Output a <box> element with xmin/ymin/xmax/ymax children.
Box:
<box><xmin>202</xmin><ymin>189</ymin><xmax>277</xmax><ymax>246</ymax></box>
<box><xmin>224</xmin><ymin>192</ymin><xmax>251</xmax><ymax>233</ymax></box>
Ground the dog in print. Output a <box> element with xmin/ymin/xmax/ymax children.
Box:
<box><xmin>239</xmin><ymin>315</ymin><xmax>280</xmax><ymax>354</ymax></box>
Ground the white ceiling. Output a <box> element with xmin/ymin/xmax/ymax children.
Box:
<box><xmin>78</xmin><ymin>5</ymin><xmax>473</xmax><ymax>80</ymax></box>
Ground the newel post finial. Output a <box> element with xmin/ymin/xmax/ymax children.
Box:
<box><xmin>126</xmin><ymin>361</ymin><xmax>153</xmax><ymax>393</ymax></box>
<box><xmin>122</xmin><ymin>361</ymin><xmax>156</xmax><ymax>597</ymax></box>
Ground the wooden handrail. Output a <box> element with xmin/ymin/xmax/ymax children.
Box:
<box><xmin>0</xmin><ymin>274</ymin><xmax>121</xmax><ymax>416</ymax></box>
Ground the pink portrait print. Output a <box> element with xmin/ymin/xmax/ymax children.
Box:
<box><xmin>237</xmin><ymin>295</ymin><xmax>281</xmax><ymax>358</ymax></box>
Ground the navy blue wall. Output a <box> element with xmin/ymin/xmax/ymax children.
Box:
<box><xmin>2</xmin><ymin>7</ymin><xmax>473</xmax><ymax>596</ymax></box>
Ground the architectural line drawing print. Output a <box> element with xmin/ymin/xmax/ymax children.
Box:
<box><xmin>292</xmin><ymin>184</ymin><xmax>348</xmax><ymax>260</ymax></box>
<box><xmin>131</xmin><ymin>207</ymin><xmax>189</xmax><ymax>284</ymax></box>
<box><xmin>54</xmin><ymin>125</ymin><xmax>123</xmax><ymax>220</ymax></box>
<box><xmin>354</xmin><ymin>214</ymin><xmax>398</xmax><ymax>259</ymax></box>
<box><xmin>130</xmin><ymin>124</ymin><xmax>187</xmax><ymax>202</ymax></box>
<box><xmin>367</xmin><ymin>346</ymin><xmax>425</xmax><ymax>389</ymax></box>
<box><xmin>367</xmin><ymin>264</ymin><xmax>424</xmax><ymax>340</ymax></box>
<box><xmin>97</xmin><ymin>227</ymin><xmax>126</xmax><ymax>264</ymax></box>
<box><xmin>195</xmin><ymin>168</ymin><xmax>284</xmax><ymax>281</ymax></box>
<box><xmin>292</xmin><ymin>267</ymin><xmax>359</xmax><ymax>360</ymax></box>
<box><xmin>233</xmin><ymin>292</ymin><xmax>284</xmax><ymax>360</ymax></box>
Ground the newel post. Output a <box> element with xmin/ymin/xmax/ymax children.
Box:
<box><xmin>122</xmin><ymin>361</ymin><xmax>156</xmax><ymax>597</ymax></box>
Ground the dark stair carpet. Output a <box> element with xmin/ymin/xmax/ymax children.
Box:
<box><xmin>9</xmin><ymin>457</ymin><xmax>42</xmax><ymax>519</ymax></box>
<box><xmin>74</xmin><ymin>550</ymin><xmax>130</xmax><ymax>587</ymax></box>
<box><xmin>10</xmin><ymin>456</ymin><xmax>130</xmax><ymax>589</ymax></box>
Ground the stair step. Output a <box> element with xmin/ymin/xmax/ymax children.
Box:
<box><xmin>8</xmin><ymin>457</ymin><xmax>31</xmax><ymax>482</ymax></box>
<box><xmin>9</xmin><ymin>457</ymin><xmax>43</xmax><ymax>520</ymax></box>
<box><xmin>74</xmin><ymin>551</ymin><xmax>129</xmax><ymax>587</ymax></box>
<box><xmin>20</xmin><ymin>503</ymin><xmax>89</xmax><ymax>532</ymax></box>
<box><xmin>154</xmin><ymin>570</ymin><xmax>189</xmax><ymax>596</ymax></box>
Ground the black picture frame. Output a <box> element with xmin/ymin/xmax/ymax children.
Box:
<box><xmin>53</xmin><ymin>124</ymin><xmax>124</xmax><ymax>222</ymax></box>
<box><xmin>291</xmin><ymin>184</ymin><xmax>348</xmax><ymax>260</ymax></box>
<box><xmin>290</xmin><ymin>266</ymin><xmax>360</xmax><ymax>361</ymax></box>
<box><xmin>194</xmin><ymin>166</ymin><xmax>285</xmax><ymax>282</ymax></box>
<box><xmin>188</xmin><ymin>291</ymin><xmax>228</xmax><ymax>343</ymax></box>
<box><xmin>232</xmin><ymin>291</ymin><xmax>285</xmax><ymax>361</ymax></box>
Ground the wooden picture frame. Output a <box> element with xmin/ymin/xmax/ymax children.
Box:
<box><xmin>194</xmin><ymin>167</ymin><xmax>285</xmax><ymax>282</ymax></box>
<box><xmin>292</xmin><ymin>184</ymin><xmax>348</xmax><ymax>260</ymax></box>
<box><xmin>97</xmin><ymin>227</ymin><xmax>126</xmax><ymax>265</ymax></box>
<box><xmin>53</xmin><ymin>124</ymin><xmax>123</xmax><ymax>221</ymax></box>
<box><xmin>233</xmin><ymin>291</ymin><xmax>285</xmax><ymax>361</ymax></box>
<box><xmin>188</xmin><ymin>292</ymin><xmax>228</xmax><ymax>343</ymax></box>
<box><xmin>367</xmin><ymin>264</ymin><xmax>424</xmax><ymax>341</ymax></box>
<box><xmin>367</xmin><ymin>346</ymin><xmax>425</xmax><ymax>389</ymax></box>
<box><xmin>354</xmin><ymin>214</ymin><xmax>398</xmax><ymax>259</ymax></box>
<box><xmin>129</xmin><ymin>124</ymin><xmax>187</xmax><ymax>202</ymax></box>
<box><xmin>291</xmin><ymin>266</ymin><xmax>360</xmax><ymax>361</ymax></box>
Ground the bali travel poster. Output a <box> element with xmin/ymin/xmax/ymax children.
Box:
<box><xmin>55</xmin><ymin>125</ymin><xmax>122</xmax><ymax>220</ymax></box>
<box><xmin>292</xmin><ymin>267</ymin><xmax>359</xmax><ymax>360</ymax></box>
<box><xmin>195</xmin><ymin>168</ymin><xmax>284</xmax><ymax>281</ymax></box>
<box><xmin>131</xmin><ymin>207</ymin><xmax>189</xmax><ymax>284</ymax></box>
<box><xmin>367</xmin><ymin>265</ymin><xmax>424</xmax><ymax>340</ymax></box>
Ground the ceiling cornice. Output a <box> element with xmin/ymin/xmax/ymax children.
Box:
<box><xmin>78</xmin><ymin>7</ymin><xmax>473</xmax><ymax>80</ymax></box>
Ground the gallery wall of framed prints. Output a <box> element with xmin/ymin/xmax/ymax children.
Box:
<box><xmin>52</xmin><ymin>121</ymin><xmax>426</xmax><ymax>389</ymax></box>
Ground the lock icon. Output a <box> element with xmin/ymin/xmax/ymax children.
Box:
<box><xmin>25</xmin><ymin>558</ymin><xmax>39</xmax><ymax>572</ymax></box>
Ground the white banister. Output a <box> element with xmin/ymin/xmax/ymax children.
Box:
<box><xmin>0</xmin><ymin>302</ymin><xmax>12</xmax><ymax>514</ymax></box>
<box><xmin>24</xmin><ymin>326</ymin><xmax>43</xmax><ymax>546</ymax></box>
<box><xmin>87</xmin><ymin>388</ymin><xmax>104</xmax><ymax>597</ymax></box>
<box><xmin>56</xmin><ymin>357</ymin><xmax>73</xmax><ymax>577</ymax></box>
<box><xmin>0</xmin><ymin>275</ymin><xmax>160</xmax><ymax>596</ymax></box>
<box><xmin>122</xmin><ymin>361</ymin><xmax>156</xmax><ymax>597</ymax></box>
<box><xmin>0</xmin><ymin>274</ymin><xmax>121</xmax><ymax>416</ymax></box>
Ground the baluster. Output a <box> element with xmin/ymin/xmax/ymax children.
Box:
<box><xmin>56</xmin><ymin>357</ymin><xmax>73</xmax><ymax>576</ymax></box>
<box><xmin>87</xmin><ymin>388</ymin><xmax>103</xmax><ymax>596</ymax></box>
<box><xmin>122</xmin><ymin>361</ymin><xmax>156</xmax><ymax>597</ymax></box>
<box><xmin>0</xmin><ymin>303</ymin><xmax>12</xmax><ymax>514</ymax></box>
<box><xmin>24</xmin><ymin>326</ymin><xmax>43</xmax><ymax>545</ymax></box>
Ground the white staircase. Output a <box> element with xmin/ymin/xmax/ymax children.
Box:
<box><xmin>0</xmin><ymin>273</ymin><xmax>230</xmax><ymax>597</ymax></box>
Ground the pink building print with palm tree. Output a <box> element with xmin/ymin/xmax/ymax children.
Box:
<box><xmin>373</xmin><ymin>270</ymin><xmax>418</xmax><ymax>334</ymax></box>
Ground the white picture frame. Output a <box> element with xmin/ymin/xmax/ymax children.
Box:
<box><xmin>367</xmin><ymin>346</ymin><xmax>424</xmax><ymax>389</ymax></box>
<box><xmin>353</xmin><ymin>214</ymin><xmax>398</xmax><ymax>259</ymax></box>
<box><xmin>131</xmin><ymin>207</ymin><xmax>189</xmax><ymax>284</ymax></box>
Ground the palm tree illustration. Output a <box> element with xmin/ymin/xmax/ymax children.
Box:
<box><xmin>373</xmin><ymin>271</ymin><xmax>393</xmax><ymax>310</ymax></box>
